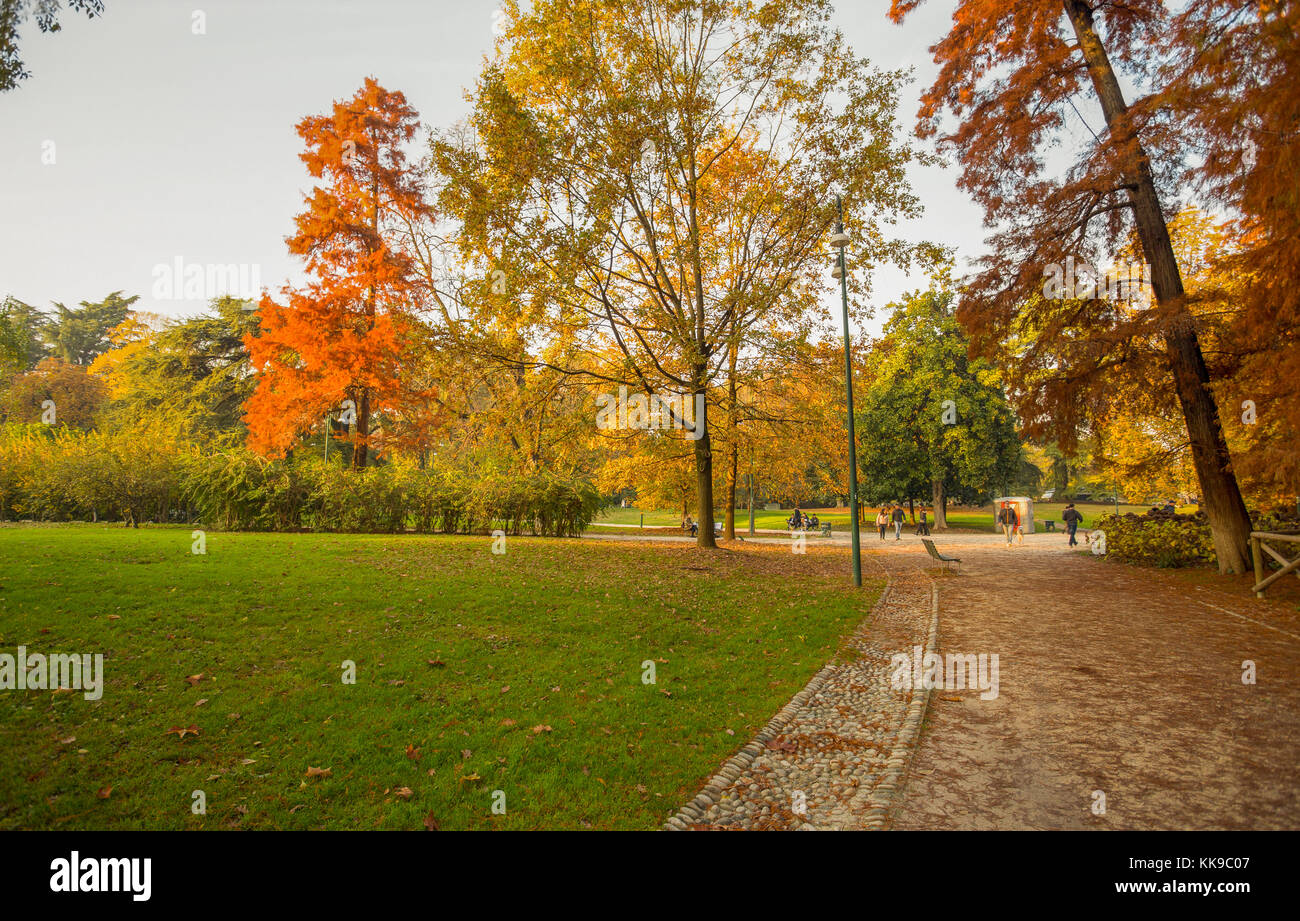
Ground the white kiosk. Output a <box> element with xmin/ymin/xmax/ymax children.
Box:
<box><xmin>992</xmin><ymin>496</ymin><xmax>1035</xmax><ymax>535</ymax></box>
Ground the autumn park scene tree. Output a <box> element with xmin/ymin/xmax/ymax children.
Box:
<box><xmin>1</xmin><ymin>0</ymin><xmax>1298</xmax><ymax>854</ymax></box>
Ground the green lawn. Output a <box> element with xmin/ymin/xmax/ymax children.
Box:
<box><xmin>0</xmin><ymin>525</ymin><xmax>878</xmax><ymax>830</ymax></box>
<box><xmin>599</xmin><ymin>501</ymin><xmax>1172</xmax><ymax>532</ymax></box>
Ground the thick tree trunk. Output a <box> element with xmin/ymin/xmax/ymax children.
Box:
<box><xmin>352</xmin><ymin>390</ymin><xmax>370</xmax><ymax>469</ymax></box>
<box><xmin>693</xmin><ymin>389</ymin><xmax>717</xmax><ymax>548</ymax></box>
<box><xmin>931</xmin><ymin>479</ymin><xmax>948</xmax><ymax>530</ymax></box>
<box><xmin>1065</xmin><ymin>0</ymin><xmax>1253</xmax><ymax>573</ymax></box>
<box><xmin>724</xmin><ymin>341</ymin><xmax>739</xmax><ymax>540</ymax></box>
<box><xmin>725</xmin><ymin>442</ymin><xmax>738</xmax><ymax>539</ymax></box>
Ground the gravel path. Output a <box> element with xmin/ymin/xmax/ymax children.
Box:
<box><xmin>890</xmin><ymin>535</ymin><xmax>1300</xmax><ymax>830</ymax></box>
<box><xmin>658</xmin><ymin>526</ymin><xmax>1300</xmax><ymax>830</ymax></box>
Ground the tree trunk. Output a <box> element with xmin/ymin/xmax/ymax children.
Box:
<box><xmin>352</xmin><ymin>390</ymin><xmax>370</xmax><ymax>469</ymax></box>
<box><xmin>1065</xmin><ymin>0</ymin><xmax>1253</xmax><ymax>573</ymax></box>
<box><xmin>931</xmin><ymin>479</ymin><xmax>948</xmax><ymax>530</ymax></box>
<box><xmin>748</xmin><ymin>470</ymin><xmax>755</xmax><ymax>535</ymax></box>
<box><xmin>693</xmin><ymin>389</ymin><xmax>717</xmax><ymax>548</ymax></box>
<box><xmin>724</xmin><ymin>341</ymin><xmax>739</xmax><ymax>540</ymax></box>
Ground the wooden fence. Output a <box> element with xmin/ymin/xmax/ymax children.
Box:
<box><xmin>1251</xmin><ymin>531</ymin><xmax>1300</xmax><ymax>598</ymax></box>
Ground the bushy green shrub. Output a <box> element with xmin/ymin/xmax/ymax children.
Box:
<box><xmin>0</xmin><ymin>425</ymin><xmax>600</xmax><ymax>536</ymax></box>
<box><xmin>0</xmin><ymin>423</ymin><xmax>187</xmax><ymax>524</ymax></box>
<box><xmin>1094</xmin><ymin>512</ymin><xmax>1216</xmax><ymax>568</ymax></box>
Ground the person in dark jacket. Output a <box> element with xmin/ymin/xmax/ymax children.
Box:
<box><xmin>1062</xmin><ymin>503</ymin><xmax>1084</xmax><ymax>546</ymax></box>
<box><xmin>997</xmin><ymin>503</ymin><xmax>1018</xmax><ymax>545</ymax></box>
<box><xmin>890</xmin><ymin>504</ymin><xmax>906</xmax><ymax>540</ymax></box>
<box><xmin>917</xmin><ymin>508</ymin><xmax>930</xmax><ymax>536</ymax></box>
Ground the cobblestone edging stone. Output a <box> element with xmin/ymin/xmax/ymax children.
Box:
<box><xmin>663</xmin><ymin>560</ymin><xmax>938</xmax><ymax>831</ymax></box>
<box><xmin>844</xmin><ymin>584</ymin><xmax>939</xmax><ymax>830</ymax></box>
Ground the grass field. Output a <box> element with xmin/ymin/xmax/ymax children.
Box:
<box><xmin>598</xmin><ymin>501</ymin><xmax>1172</xmax><ymax>532</ymax></box>
<box><xmin>0</xmin><ymin>525</ymin><xmax>879</xmax><ymax>830</ymax></box>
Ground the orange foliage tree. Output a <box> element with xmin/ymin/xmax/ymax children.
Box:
<box><xmin>245</xmin><ymin>78</ymin><xmax>434</xmax><ymax>467</ymax></box>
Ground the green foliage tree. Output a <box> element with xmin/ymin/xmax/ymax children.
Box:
<box><xmin>42</xmin><ymin>291</ymin><xmax>137</xmax><ymax>365</ymax></box>
<box><xmin>95</xmin><ymin>297</ymin><xmax>259</xmax><ymax>442</ymax></box>
<box><xmin>855</xmin><ymin>282</ymin><xmax>1021</xmax><ymax>528</ymax></box>
<box><xmin>0</xmin><ymin>295</ymin><xmax>46</xmax><ymax>375</ymax></box>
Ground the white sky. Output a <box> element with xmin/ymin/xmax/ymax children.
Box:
<box><xmin>0</xmin><ymin>0</ymin><xmax>979</xmax><ymax>337</ymax></box>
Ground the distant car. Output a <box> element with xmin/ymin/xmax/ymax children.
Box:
<box><xmin>1040</xmin><ymin>489</ymin><xmax>1056</xmax><ymax>501</ymax></box>
<box><xmin>1072</xmin><ymin>492</ymin><xmax>1093</xmax><ymax>502</ymax></box>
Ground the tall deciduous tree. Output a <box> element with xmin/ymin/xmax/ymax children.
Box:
<box><xmin>891</xmin><ymin>0</ymin><xmax>1256</xmax><ymax>572</ymax></box>
<box><xmin>855</xmin><ymin>283</ymin><xmax>1021</xmax><ymax>528</ymax></box>
<box><xmin>246</xmin><ymin>78</ymin><xmax>434</xmax><ymax>467</ymax></box>
<box><xmin>435</xmin><ymin>0</ymin><xmax>930</xmax><ymax>547</ymax></box>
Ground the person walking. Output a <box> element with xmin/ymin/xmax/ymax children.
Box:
<box><xmin>891</xmin><ymin>504</ymin><xmax>905</xmax><ymax>540</ymax></box>
<box><xmin>1062</xmin><ymin>503</ymin><xmax>1083</xmax><ymax>547</ymax></box>
<box><xmin>997</xmin><ymin>503</ymin><xmax>1016</xmax><ymax>546</ymax></box>
<box><xmin>917</xmin><ymin>508</ymin><xmax>930</xmax><ymax>536</ymax></box>
<box><xmin>876</xmin><ymin>508</ymin><xmax>888</xmax><ymax>541</ymax></box>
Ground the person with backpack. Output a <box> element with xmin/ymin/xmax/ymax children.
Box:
<box><xmin>1062</xmin><ymin>503</ymin><xmax>1084</xmax><ymax>547</ymax></box>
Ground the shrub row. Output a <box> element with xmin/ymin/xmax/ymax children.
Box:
<box><xmin>1094</xmin><ymin>511</ymin><xmax>1216</xmax><ymax>568</ymax></box>
<box><xmin>1095</xmin><ymin>507</ymin><xmax>1300</xmax><ymax>569</ymax></box>
<box><xmin>0</xmin><ymin>425</ymin><xmax>601</xmax><ymax>537</ymax></box>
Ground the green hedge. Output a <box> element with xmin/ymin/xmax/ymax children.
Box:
<box><xmin>1094</xmin><ymin>512</ymin><xmax>1216</xmax><ymax>568</ymax></box>
<box><xmin>1095</xmin><ymin>507</ymin><xmax>1300</xmax><ymax>569</ymax></box>
<box><xmin>0</xmin><ymin>425</ymin><xmax>601</xmax><ymax>537</ymax></box>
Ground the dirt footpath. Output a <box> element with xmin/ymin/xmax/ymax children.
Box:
<box><xmin>882</xmin><ymin>532</ymin><xmax>1300</xmax><ymax>830</ymax></box>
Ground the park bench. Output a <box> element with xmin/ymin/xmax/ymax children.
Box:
<box><xmin>922</xmin><ymin>538</ymin><xmax>960</xmax><ymax>571</ymax></box>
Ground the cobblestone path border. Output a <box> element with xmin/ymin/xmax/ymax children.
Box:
<box><xmin>664</xmin><ymin>557</ymin><xmax>938</xmax><ymax>830</ymax></box>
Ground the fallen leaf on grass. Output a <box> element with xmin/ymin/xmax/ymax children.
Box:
<box><xmin>426</xmin><ymin>660</ymin><xmax>445</xmax><ymax>668</ymax></box>
<box><xmin>458</xmin><ymin>772</ymin><xmax>481</xmax><ymax>783</ymax></box>
<box><xmin>461</xmin><ymin>749</ymin><xmax>472</xmax><ymax>759</ymax></box>
<box><xmin>184</xmin><ymin>674</ymin><xmax>203</xmax><ymax>687</ymax></box>
<box><xmin>394</xmin><ymin>787</ymin><xmax>414</xmax><ymax>800</ymax></box>
<box><xmin>305</xmin><ymin>766</ymin><xmax>332</xmax><ymax>779</ymax></box>
<box><xmin>195</xmin><ymin>699</ymin><xmax>208</xmax><ymax>707</ymax></box>
<box><xmin>96</xmin><ymin>786</ymin><xmax>112</xmax><ymax>799</ymax></box>
<box><xmin>165</xmin><ymin>725</ymin><xmax>199</xmax><ymax>740</ymax></box>
<box><xmin>423</xmin><ymin>812</ymin><xmax>439</xmax><ymax>831</ymax></box>
<box><xmin>939</xmin><ymin>696</ymin><xmax>963</xmax><ymax>702</ymax></box>
<box><xmin>500</xmin><ymin>718</ymin><xmax>516</xmax><ymax>727</ymax></box>
<box><xmin>405</xmin><ymin>744</ymin><xmax>420</xmax><ymax>761</ymax></box>
<box><xmin>531</xmin><ymin>725</ymin><xmax>553</xmax><ymax>734</ymax></box>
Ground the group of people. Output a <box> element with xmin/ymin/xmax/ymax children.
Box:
<box><xmin>787</xmin><ymin>509</ymin><xmax>821</xmax><ymax>531</ymax></box>
<box><xmin>875</xmin><ymin>504</ymin><xmax>930</xmax><ymax>540</ymax></box>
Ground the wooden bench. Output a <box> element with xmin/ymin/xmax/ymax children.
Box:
<box><xmin>922</xmin><ymin>538</ymin><xmax>960</xmax><ymax>571</ymax></box>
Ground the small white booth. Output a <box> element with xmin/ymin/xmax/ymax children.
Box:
<box><xmin>992</xmin><ymin>496</ymin><xmax>1035</xmax><ymax>534</ymax></box>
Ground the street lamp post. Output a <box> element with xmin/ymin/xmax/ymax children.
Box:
<box><xmin>830</xmin><ymin>195</ymin><xmax>862</xmax><ymax>587</ymax></box>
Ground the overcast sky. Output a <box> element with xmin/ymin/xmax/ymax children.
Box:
<box><xmin>0</xmin><ymin>0</ymin><xmax>979</xmax><ymax>336</ymax></box>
